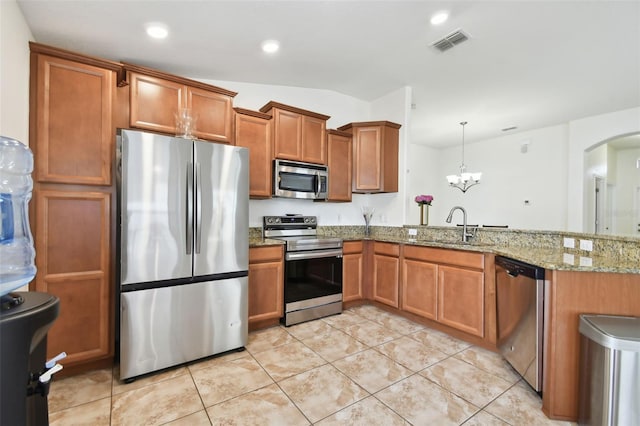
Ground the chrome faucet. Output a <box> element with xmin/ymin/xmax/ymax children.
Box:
<box><xmin>446</xmin><ymin>206</ymin><xmax>475</xmax><ymax>243</ymax></box>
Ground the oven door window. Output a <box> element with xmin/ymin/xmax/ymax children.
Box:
<box><xmin>285</xmin><ymin>255</ymin><xmax>343</xmax><ymax>304</ymax></box>
<box><xmin>279</xmin><ymin>172</ymin><xmax>317</xmax><ymax>194</ymax></box>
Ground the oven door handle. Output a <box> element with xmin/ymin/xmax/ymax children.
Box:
<box><xmin>285</xmin><ymin>249</ymin><xmax>343</xmax><ymax>261</ymax></box>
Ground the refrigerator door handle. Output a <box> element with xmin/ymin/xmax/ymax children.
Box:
<box><xmin>186</xmin><ymin>162</ymin><xmax>194</xmax><ymax>255</ymax></box>
<box><xmin>195</xmin><ymin>162</ymin><xmax>202</xmax><ymax>254</ymax></box>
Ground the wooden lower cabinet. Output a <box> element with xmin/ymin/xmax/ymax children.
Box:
<box><xmin>342</xmin><ymin>241</ymin><xmax>364</xmax><ymax>302</ymax></box>
<box><xmin>248</xmin><ymin>245</ymin><xmax>284</xmax><ymax>328</ymax></box>
<box><xmin>401</xmin><ymin>258</ymin><xmax>437</xmax><ymax>320</ymax></box>
<box><xmin>543</xmin><ymin>270</ymin><xmax>640</xmax><ymax>421</ymax></box>
<box><xmin>372</xmin><ymin>242</ymin><xmax>400</xmax><ymax>308</ymax></box>
<box><xmin>33</xmin><ymin>188</ymin><xmax>112</xmax><ymax>366</ymax></box>
<box><xmin>437</xmin><ymin>265</ymin><xmax>484</xmax><ymax>337</ymax></box>
<box><xmin>400</xmin><ymin>245</ymin><xmax>485</xmax><ymax>338</ymax></box>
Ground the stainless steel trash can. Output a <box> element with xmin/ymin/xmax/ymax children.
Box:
<box><xmin>578</xmin><ymin>314</ymin><xmax>640</xmax><ymax>426</ymax></box>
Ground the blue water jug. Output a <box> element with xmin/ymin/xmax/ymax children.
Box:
<box><xmin>0</xmin><ymin>136</ymin><xmax>36</xmax><ymax>296</ymax></box>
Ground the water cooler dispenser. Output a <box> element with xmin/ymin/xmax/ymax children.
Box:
<box><xmin>1</xmin><ymin>136</ymin><xmax>63</xmax><ymax>424</ymax></box>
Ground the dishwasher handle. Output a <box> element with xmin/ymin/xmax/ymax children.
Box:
<box><xmin>495</xmin><ymin>256</ymin><xmax>545</xmax><ymax>280</ymax></box>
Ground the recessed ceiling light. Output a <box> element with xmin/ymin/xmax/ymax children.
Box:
<box><xmin>146</xmin><ymin>23</ymin><xmax>168</xmax><ymax>39</ymax></box>
<box><xmin>430</xmin><ymin>11</ymin><xmax>449</xmax><ymax>25</ymax></box>
<box><xmin>261</xmin><ymin>40</ymin><xmax>280</xmax><ymax>54</ymax></box>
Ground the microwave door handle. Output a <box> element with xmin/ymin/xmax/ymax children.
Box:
<box><xmin>315</xmin><ymin>172</ymin><xmax>321</xmax><ymax>196</ymax></box>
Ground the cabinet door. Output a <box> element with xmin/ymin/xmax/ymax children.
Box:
<box><xmin>343</xmin><ymin>242</ymin><xmax>363</xmax><ymax>302</ymax></box>
<box><xmin>235</xmin><ymin>112</ymin><xmax>272</xmax><ymax>198</ymax></box>
<box><xmin>188</xmin><ymin>86</ymin><xmax>234</xmax><ymax>143</ymax></box>
<box><xmin>301</xmin><ymin>115</ymin><xmax>326</xmax><ymax>164</ymax></box>
<box><xmin>272</xmin><ymin>108</ymin><xmax>302</xmax><ymax>160</ymax></box>
<box><xmin>35</xmin><ymin>54</ymin><xmax>113</xmax><ymax>185</ymax></box>
<box><xmin>248</xmin><ymin>246</ymin><xmax>284</xmax><ymax>324</ymax></box>
<box><xmin>402</xmin><ymin>259</ymin><xmax>438</xmax><ymax>320</ymax></box>
<box><xmin>34</xmin><ymin>189</ymin><xmax>112</xmax><ymax>364</ymax></box>
<box><xmin>327</xmin><ymin>132</ymin><xmax>352</xmax><ymax>202</ymax></box>
<box><xmin>248</xmin><ymin>261</ymin><xmax>283</xmax><ymax>322</ymax></box>
<box><xmin>129</xmin><ymin>72</ymin><xmax>184</xmax><ymax>134</ymax></box>
<box><xmin>437</xmin><ymin>265</ymin><xmax>484</xmax><ymax>337</ymax></box>
<box><xmin>353</xmin><ymin>126</ymin><xmax>382</xmax><ymax>191</ymax></box>
<box><xmin>373</xmin><ymin>254</ymin><xmax>399</xmax><ymax>308</ymax></box>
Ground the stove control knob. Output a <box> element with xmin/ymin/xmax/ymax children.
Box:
<box><xmin>275</xmin><ymin>217</ymin><xmax>281</xmax><ymax>223</ymax></box>
<box><xmin>309</xmin><ymin>217</ymin><xmax>316</xmax><ymax>224</ymax></box>
<box><xmin>304</xmin><ymin>217</ymin><xmax>310</xmax><ymax>223</ymax></box>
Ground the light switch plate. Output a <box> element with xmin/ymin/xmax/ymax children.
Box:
<box><xmin>563</xmin><ymin>237</ymin><xmax>575</xmax><ymax>249</ymax></box>
<box><xmin>580</xmin><ymin>239</ymin><xmax>593</xmax><ymax>251</ymax></box>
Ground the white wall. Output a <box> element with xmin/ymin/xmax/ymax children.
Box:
<box><xmin>0</xmin><ymin>0</ymin><xmax>33</xmax><ymax>144</ymax></box>
<box><xmin>406</xmin><ymin>142</ymin><xmax>440</xmax><ymax>226</ymax></box>
<box><xmin>567</xmin><ymin>107</ymin><xmax>640</xmax><ymax>232</ymax></box>
<box><xmin>432</xmin><ymin>124</ymin><xmax>569</xmax><ymax>230</ymax></box>
<box><xmin>583</xmin><ymin>144</ymin><xmax>608</xmax><ymax>234</ymax></box>
<box><xmin>615</xmin><ymin>147</ymin><xmax>640</xmax><ymax>235</ymax></box>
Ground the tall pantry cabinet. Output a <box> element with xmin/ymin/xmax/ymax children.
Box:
<box><xmin>28</xmin><ymin>43</ymin><xmax>121</xmax><ymax>373</ymax></box>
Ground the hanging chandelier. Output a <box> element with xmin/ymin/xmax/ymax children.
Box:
<box><xmin>446</xmin><ymin>121</ymin><xmax>482</xmax><ymax>193</ymax></box>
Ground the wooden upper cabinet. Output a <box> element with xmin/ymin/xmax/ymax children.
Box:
<box><xmin>234</xmin><ymin>108</ymin><xmax>272</xmax><ymax>198</ymax></box>
<box><xmin>33</xmin><ymin>52</ymin><xmax>116</xmax><ymax>185</ymax></box>
<box><xmin>128</xmin><ymin>72</ymin><xmax>185</xmax><ymax>134</ymax></box>
<box><xmin>338</xmin><ymin>121</ymin><xmax>401</xmax><ymax>193</ymax></box>
<box><xmin>327</xmin><ymin>130</ymin><xmax>353</xmax><ymax>202</ymax></box>
<box><xmin>187</xmin><ymin>86</ymin><xmax>234</xmax><ymax>142</ymax></box>
<box><xmin>302</xmin><ymin>115</ymin><xmax>327</xmax><ymax>164</ymax></box>
<box><xmin>260</xmin><ymin>101</ymin><xmax>330</xmax><ymax>164</ymax></box>
<box><xmin>126</xmin><ymin>64</ymin><xmax>236</xmax><ymax>144</ymax></box>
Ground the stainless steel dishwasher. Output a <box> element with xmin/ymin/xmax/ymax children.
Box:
<box><xmin>495</xmin><ymin>256</ymin><xmax>545</xmax><ymax>393</ymax></box>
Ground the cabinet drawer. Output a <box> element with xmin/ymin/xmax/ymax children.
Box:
<box><xmin>374</xmin><ymin>242</ymin><xmax>400</xmax><ymax>257</ymax></box>
<box><xmin>249</xmin><ymin>245</ymin><xmax>283</xmax><ymax>263</ymax></box>
<box><xmin>404</xmin><ymin>245</ymin><xmax>484</xmax><ymax>270</ymax></box>
<box><xmin>343</xmin><ymin>241</ymin><xmax>363</xmax><ymax>255</ymax></box>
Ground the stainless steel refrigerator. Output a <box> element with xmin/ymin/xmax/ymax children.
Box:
<box><xmin>116</xmin><ymin>129</ymin><xmax>249</xmax><ymax>381</ymax></box>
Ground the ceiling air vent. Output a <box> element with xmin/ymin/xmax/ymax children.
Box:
<box><xmin>431</xmin><ymin>29</ymin><xmax>469</xmax><ymax>52</ymax></box>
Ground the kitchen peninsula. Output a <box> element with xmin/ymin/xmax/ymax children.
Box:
<box><xmin>250</xmin><ymin>225</ymin><xmax>640</xmax><ymax>421</ymax></box>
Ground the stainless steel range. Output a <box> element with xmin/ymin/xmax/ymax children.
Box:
<box><xmin>263</xmin><ymin>216</ymin><xmax>343</xmax><ymax>326</ymax></box>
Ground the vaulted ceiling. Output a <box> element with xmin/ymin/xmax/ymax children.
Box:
<box><xmin>17</xmin><ymin>0</ymin><xmax>640</xmax><ymax>147</ymax></box>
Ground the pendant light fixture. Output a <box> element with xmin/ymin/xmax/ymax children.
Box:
<box><xmin>446</xmin><ymin>121</ymin><xmax>482</xmax><ymax>192</ymax></box>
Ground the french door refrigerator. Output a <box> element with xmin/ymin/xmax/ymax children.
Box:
<box><xmin>116</xmin><ymin>129</ymin><xmax>249</xmax><ymax>380</ymax></box>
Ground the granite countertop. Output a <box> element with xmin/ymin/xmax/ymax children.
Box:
<box><xmin>250</xmin><ymin>227</ymin><xmax>640</xmax><ymax>275</ymax></box>
<box><xmin>368</xmin><ymin>235</ymin><xmax>640</xmax><ymax>274</ymax></box>
<box><xmin>249</xmin><ymin>236</ymin><xmax>285</xmax><ymax>247</ymax></box>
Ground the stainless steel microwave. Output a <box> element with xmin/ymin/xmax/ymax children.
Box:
<box><xmin>273</xmin><ymin>159</ymin><xmax>328</xmax><ymax>200</ymax></box>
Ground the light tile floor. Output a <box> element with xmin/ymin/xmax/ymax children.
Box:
<box><xmin>48</xmin><ymin>305</ymin><xmax>575</xmax><ymax>425</ymax></box>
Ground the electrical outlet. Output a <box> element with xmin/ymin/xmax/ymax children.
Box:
<box><xmin>580</xmin><ymin>256</ymin><xmax>593</xmax><ymax>267</ymax></box>
<box><xmin>563</xmin><ymin>253</ymin><xmax>575</xmax><ymax>264</ymax></box>
<box><xmin>408</xmin><ymin>228</ymin><xmax>417</xmax><ymax>236</ymax></box>
<box><xmin>563</xmin><ymin>237</ymin><xmax>575</xmax><ymax>249</ymax></box>
<box><xmin>580</xmin><ymin>239</ymin><xmax>593</xmax><ymax>251</ymax></box>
